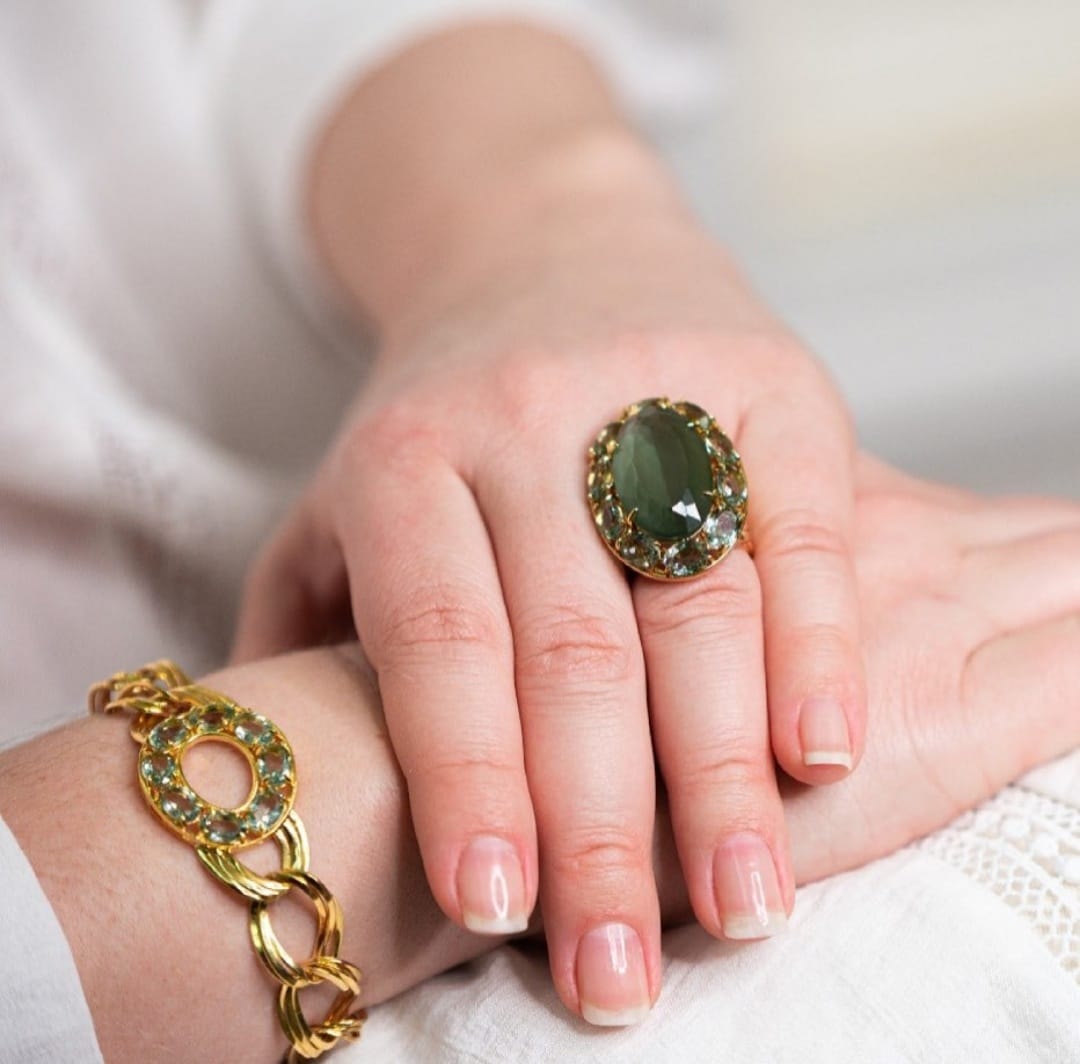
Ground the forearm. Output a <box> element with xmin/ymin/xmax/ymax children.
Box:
<box><xmin>0</xmin><ymin>650</ymin><xmax>483</xmax><ymax>1063</ymax></box>
<box><xmin>306</xmin><ymin>20</ymin><xmax>692</xmax><ymax>341</ymax></box>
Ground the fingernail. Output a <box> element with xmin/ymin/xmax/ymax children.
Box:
<box><xmin>576</xmin><ymin>922</ymin><xmax>652</xmax><ymax>1026</ymax></box>
<box><xmin>799</xmin><ymin>695</ymin><xmax>853</xmax><ymax>769</ymax></box>
<box><xmin>457</xmin><ymin>836</ymin><xmax>529</xmax><ymax>934</ymax></box>
<box><xmin>714</xmin><ymin>833</ymin><xmax>788</xmax><ymax>940</ymax></box>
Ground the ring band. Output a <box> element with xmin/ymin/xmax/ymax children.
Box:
<box><xmin>586</xmin><ymin>397</ymin><xmax>749</xmax><ymax>580</ymax></box>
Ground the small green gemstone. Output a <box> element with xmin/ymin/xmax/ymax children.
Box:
<box><xmin>247</xmin><ymin>791</ymin><xmax>285</xmax><ymax>832</ymax></box>
<box><xmin>612</xmin><ymin>400</ymin><xmax>714</xmax><ymax>539</ymax></box>
<box><xmin>704</xmin><ymin>510</ymin><xmax>740</xmax><ymax>551</ymax></box>
<box><xmin>197</xmin><ymin>704</ymin><xmax>235</xmax><ymax>732</ymax></box>
<box><xmin>233</xmin><ymin>713</ymin><xmax>272</xmax><ymax>746</ymax></box>
<box><xmin>140</xmin><ymin>751</ymin><xmax>176</xmax><ymax>786</ymax></box>
<box><xmin>257</xmin><ymin>745</ymin><xmax>293</xmax><ymax>786</ymax></box>
<box><xmin>203</xmin><ymin>811</ymin><xmax>245</xmax><ymax>846</ymax></box>
<box><xmin>160</xmin><ymin>788</ymin><xmax>200</xmax><ymax>824</ymax></box>
<box><xmin>599</xmin><ymin>500</ymin><xmax>624</xmax><ymax>541</ymax></box>
<box><xmin>665</xmin><ymin>539</ymin><xmax>709</xmax><ymax>578</ymax></box>
<box><xmin>590</xmin><ymin>439</ymin><xmax>612</xmax><ymax>463</ymax></box>
<box><xmin>588</xmin><ymin>466</ymin><xmax>614</xmax><ymax>504</ymax></box>
<box><xmin>720</xmin><ymin>472</ymin><xmax>747</xmax><ymax>503</ymax></box>
<box><xmin>149</xmin><ymin>718</ymin><xmax>190</xmax><ymax>751</ymax></box>
<box><xmin>677</xmin><ymin>401</ymin><xmax>712</xmax><ymax>432</ymax></box>
<box><xmin>617</xmin><ymin>529</ymin><xmax>661</xmax><ymax>571</ymax></box>
<box><xmin>706</xmin><ymin>426</ymin><xmax>738</xmax><ymax>461</ymax></box>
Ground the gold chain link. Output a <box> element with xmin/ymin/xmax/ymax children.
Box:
<box><xmin>90</xmin><ymin>661</ymin><xmax>366</xmax><ymax>1061</ymax></box>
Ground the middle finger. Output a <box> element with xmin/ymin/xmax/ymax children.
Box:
<box><xmin>476</xmin><ymin>456</ymin><xmax>660</xmax><ymax>1027</ymax></box>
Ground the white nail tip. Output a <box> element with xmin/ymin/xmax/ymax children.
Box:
<box><xmin>462</xmin><ymin>911</ymin><xmax>530</xmax><ymax>935</ymax></box>
<box><xmin>581</xmin><ymin>1002</ymin><xmax>653</xmax><ymax>1027</ymax></box>
<box><xmin>722</xmin><ymin>910</ymin><xmax>789</xmax><ymax>940</ymax></box>
<box><xmin>803</xmin><ymin>750</ymin><xmax>853</xmax><ymax>769</ymax></box>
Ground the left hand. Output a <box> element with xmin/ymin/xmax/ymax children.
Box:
<box><xmin>234</xmin><ymin>23</ymin><xmax>864</xmax><ymax>1024</ymax></box>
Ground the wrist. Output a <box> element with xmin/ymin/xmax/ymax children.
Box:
<box><xmin>306</xmin><ymin>20</ymin><xmax>691</xmax><ymax>343</ymax></box>
<box><xmin>382</xmin><ymin>125</ymin><xmax>692</xmax><ymax>340</ymax></box>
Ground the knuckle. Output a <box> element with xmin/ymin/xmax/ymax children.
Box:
<box><xmin>340</xmin><ymin>401</ymin><xmax>445</xmax><ymax>476</ymax></box>
<box><xmin>489</xmin><ymin>351</ymin><xmax>576</xmax><ymax>435</ymax></box>
<box><xmin>758</xmin><ymin>508</ymin><xmax>850</xmax><ymax>567</ymax></box>
<box><xmin>516</xmin><ymin>604</ymin><xmax>636</xmax><ymax>686</ymax></box>
<box><xmin>674</xmin><ymin>743</ymin><xmax>775</xmax><ymax>803</ymax></box>
<box><xmin>407</xmin><ymin>748</ymin><xmax>523</xmax><ymax>790</ymax></box>
<box><xmin>550</xmin><ymin>825</ymin><xmax>650</xmax><ymax>886</ymax></box>
<box><xmin>377</xmin><ymin>587</ymin><xmax>506</xmax><ymax>662</ymax></box>
<box><xmin>784</xmin><ymin>620</ymin><xmax>859</xmax><ymax>665</ymax></box>
<box><xmin>637</xmin><ymin>562</ymin><xmax>760</xmax><ymax>638</ymax></box>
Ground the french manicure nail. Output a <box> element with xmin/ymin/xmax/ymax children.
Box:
<box><xmin>457</xmin><ymin>836</ymin><xmax>529</xmax><ymax>934</ymax></box>
<box><xmin>576</xmin><ymin>922</ymin><xmax>652</xmax><ymax>1026</ymax></box>
<box><xmin>799</xmin><ymin>695</ymin><xmax>853</xmax><ymax>769</ymax></box>
<box><xmin>714</xmin><ymin>833</ymin><xmax>788</xmax><ymax>940</ymax></box>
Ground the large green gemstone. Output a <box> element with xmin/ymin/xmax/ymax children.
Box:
<box><xmin>612</xmin><ymin>402</ymin><xmax>714</xmax><ymax>539</ymax></box>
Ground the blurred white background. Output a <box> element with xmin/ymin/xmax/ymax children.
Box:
<box><xmin>670</xmin><ymin>0</ymin><xmax>1079</xmax><ymax>496</ymax></box>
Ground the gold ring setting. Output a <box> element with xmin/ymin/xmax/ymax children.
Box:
<box><xmin>587</xmin><ymin>397</ymin><xmax>749</xmax><ymax>581</ymax></box>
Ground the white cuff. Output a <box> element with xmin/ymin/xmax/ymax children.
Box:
<box><xmin>0</xmin><ymin>813</ymin><xmax>103</xmax><ymax>1063</ymax></box>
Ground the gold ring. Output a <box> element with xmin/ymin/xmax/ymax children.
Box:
<box><xmin>586</xmin><ymin>397</ymin><xmax>750</xmax><ymax>580</ymax></box>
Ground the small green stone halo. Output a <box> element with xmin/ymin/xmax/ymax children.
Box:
<box><xmin>587</xmin><ymin>397</ymin><xmax>749</xmax><ymax>580</ymax></box>
<box><xmin>137</xmin><ymin>703</ymin><xmax>296</xmax><ymax>850</ymax></box>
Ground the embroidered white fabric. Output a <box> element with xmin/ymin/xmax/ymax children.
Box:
<box><xmin>920</xmin><ymin>783</ymin><xmax>1080</xmax><ymax>982</ymax></box>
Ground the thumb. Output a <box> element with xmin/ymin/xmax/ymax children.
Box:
<box><xmin>231</xmin><ymin>501</ymin><xmax>352</xmax><ymax>663</ymax></box>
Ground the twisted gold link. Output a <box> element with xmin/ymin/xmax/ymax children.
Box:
<box><xmin>88</xmin><ymin>660</ymin><xmax>193</xmax><ymax>716</ymax></box>
<box><xmin>250</xmin><ymin>870</ymin><xmax>344</xmax><ymax>986</ymax></box>
<box><xmin>279</xmin><ymin>955</ymin><xmax>366</xmax><ymax>1061</ymax></box>
<box><xmin>90</xmin><ymin>661</ymin><xmax>365</xmax><ymax>1059</ymax></box>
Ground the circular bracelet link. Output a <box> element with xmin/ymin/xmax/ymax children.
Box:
<box><xmin>279</xmin><ymin>955</ymin><xmax>366</xmax><ymax>1061</ymax></box>
<box><xmin>198</xmin><ymin>811</ymin><xmax>312</xmax><ymax>901</ymax></box>
<box><xmin>249</xmin><ymin>869</ymin><xmax>344</xmax><ymax>986</ymax></box>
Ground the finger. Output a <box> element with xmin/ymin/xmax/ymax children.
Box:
<box><xmin>634</xmin><ymin>549</ymin><xmax>793</xmax><ymax>940</ymax></box>
<box><xmin>856</xmin><ymin>455</ymin><xmax>1080</xmax><ymax>545</ymax></box>
<box><xmin>961</xmin><ymin>527</ymin><xmax>1080</xmax><ymax>631</ymax></box>
<box><xmin>475</xmin><ymin>459</ymin><xmax>660</xmax><ymax>1026</ymax></box>
<box><xmin>741</xmin><ymin>390</ymin><xmax>866</xmax><ymax>783</ymax></box>
<box><xmin>962</xmin><ymin>495</ymin><xmax>1080</xmax><ymax>546</ymax></box>
<box><xmin>339</xmin><ymin>455</ymin><xmax>537</xmax><ymax>937</ymax></box>
<box><xmin>232</xmin><ymin>499</ymin><xmax>351</xmax><ymax>663</ymax></box>
<box><xmin>963</xmin><ymin>610</ymin><xmax>1080</xmax><ymax>786</ymax></box>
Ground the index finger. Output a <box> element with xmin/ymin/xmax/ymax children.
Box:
<box><xmin>739</xmin><ymin>385</ymin><xmax>866</xmax><ymax>783</ymax></box>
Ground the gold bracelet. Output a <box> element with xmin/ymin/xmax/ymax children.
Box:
<box><xmin>89</xmin><ymin>660</ymin><xmax>366</xmax><ymax>1061</ymax></box>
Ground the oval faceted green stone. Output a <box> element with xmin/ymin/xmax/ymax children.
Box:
<box><xmin>612</xmin><ymin>402</ymin><xmax>714</xmax><ymax>539</ymax></box>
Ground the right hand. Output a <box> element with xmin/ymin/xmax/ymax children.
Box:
<box><xmin>775</xmin><ymin>455</ymin><xmax>1080</xmax><ymax>884</ymax></box>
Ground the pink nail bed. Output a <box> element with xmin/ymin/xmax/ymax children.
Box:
<box><xmin>799</xmin><ymin>695</ymin><xmax>853</xmax><ymax>769</ymax></box>
<box><xmin>576</xmin><ymin>922</ymin><xmax>651</xmax><ymax>1026</ymax></box>
<box><xmin>713</xmin><ymin>833</ymin><xmax>788</xmax><ymax>940</ymax></box>
<box><xmin>457</xmin><ymin>836</ymin><xmax>529</xmax><ymax>935</ymax></box>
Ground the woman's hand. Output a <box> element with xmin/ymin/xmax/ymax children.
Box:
<box><xmin>233</xmin><ymin>23</ymin><xmax>864</xmax><ymax>1024</ymax></box>
<box><xmin>782</xmin><ymin>456</ymin><xmax>1080</xmax><ymax>882</ymax></box>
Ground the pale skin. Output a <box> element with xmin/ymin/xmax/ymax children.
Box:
<box><xmin>3</xmin><ymin>461</ymin><xmax>1074</xmax><ymax>1061</ymax></box>
<box><xmin>233</xmin><ymin>21</ymin><xmax>868</xmax><ymax>1023</ymax></box>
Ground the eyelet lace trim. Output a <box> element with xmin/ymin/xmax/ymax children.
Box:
<box><xmin>919</xmin><ymin>785</ymin><xmax>1080</xmax><ymax>981</ymax></box>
